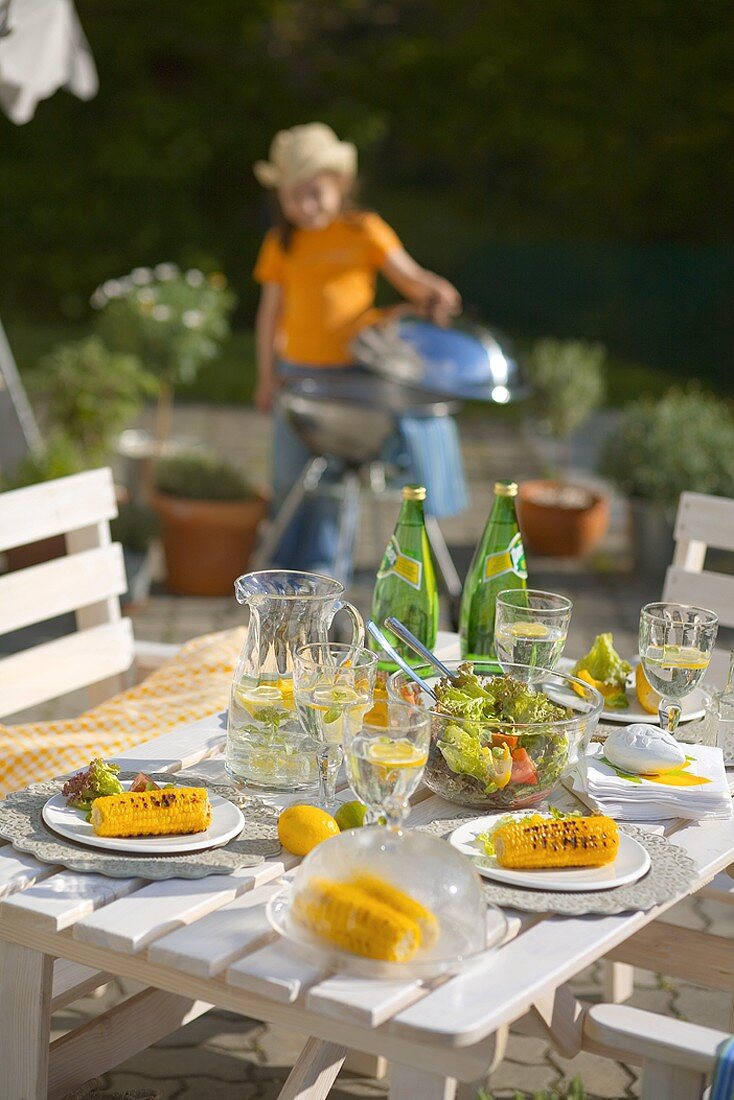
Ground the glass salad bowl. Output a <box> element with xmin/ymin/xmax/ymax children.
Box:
<box><xmin>388</xmin><ymin>660</ymin><xmax>603</xmax><ymax>810</ymax></box>
<box><xmin>267</xmin><ymin>826</ymin><xmax>506</xmax><ymax>978</ymax></box>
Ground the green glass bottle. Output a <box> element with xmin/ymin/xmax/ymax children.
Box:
<box><xmin>369</xmin><ymin>485</ymin><xmax>439</xmax><ymax>670</ymax></box>
<box><xmin>459</xmin><ymin>480</ymin><xmax>528</xmax><ymax>660</ymax></box>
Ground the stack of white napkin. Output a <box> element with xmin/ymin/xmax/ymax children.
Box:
<box><xmin>571</xmin><ymin>742</ymin><xmax>733</xmax><ymax>822</ymax></box>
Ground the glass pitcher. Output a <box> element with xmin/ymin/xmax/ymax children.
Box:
<box><xmin>225</xmin><ymin>570</ymin><xmax>364</xmax><ymax>790</ymax></box>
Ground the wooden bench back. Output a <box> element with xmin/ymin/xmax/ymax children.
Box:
<box><xmin>0</xmin><ymin>468</ymin><xmax>134</xmax><ymax>719</ymax></box>
<box><xmin>663</xmin><ymin>490</ymin><xmax>734</xmax><ymax>684</ymax></box>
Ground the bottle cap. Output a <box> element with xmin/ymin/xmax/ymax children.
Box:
<box><xmin>402</xmin><ymin>484</ymin><xmax>427</xmax><ymax>501</ymax></box>
<box><xmin>494</xmin><ymin>480</ymin><xmax>518</xmax><ymax>497</ymax></box>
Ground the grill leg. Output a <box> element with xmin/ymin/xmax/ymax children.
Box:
<box><xmin>425</xmin><ymin>514</ymin><xmax>461</xmax><ymax>598</ymax></box>
<box><xmin>332</xmin><ymin>469</ymin><xmax>361</xmax><ymax>587</ymax></box>
<box><xmin>251</xmin><ymin>456</ymin><xmax>328</xmax><ymax>570</ymax></box>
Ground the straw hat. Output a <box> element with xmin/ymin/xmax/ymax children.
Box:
<box><xmin>254</xmin><ymin>123</ymin><xmax>357</xmax><ymax>188</ymax></box>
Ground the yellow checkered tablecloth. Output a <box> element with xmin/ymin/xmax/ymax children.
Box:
<box><xmin>0</xmin><ymin>627</ymin><xmax>246</xmax><ymax>799</ymax></box>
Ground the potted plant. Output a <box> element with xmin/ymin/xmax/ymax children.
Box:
<box><xmin>518</xmin><ymin>337</ymin><xmax>610</xmax><ymax>557</ymax></box>
<box><xmin>152</xmin><ymin>451</ymin><xmax>268</xmax><ymax>596</ymax></box>
<box><xmin>601</xmin><ymin>388</ymin><xmax>734</xmax><ymax>575</ymax></box>
<box><xmin>4</xmin><ymin>337</ymin><xmax>156</xmax><ymax>569</ymax></box>
<box><xmin>92</xmin><ymin>263</ymin><xmax>235</xmax><ymax>450</ymax></box>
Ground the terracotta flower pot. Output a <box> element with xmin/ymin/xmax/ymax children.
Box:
<box><xmin>517</xmin><ymin>479</ymin><xmax>610</xmax><ymax>558</ymax></box>
<box><xmin>152</xmin><ymin>491</ymin><xmax>268</xmax><ymax>596</ymax></box>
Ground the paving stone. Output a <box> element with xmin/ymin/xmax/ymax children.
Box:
<box><xmin>111</xmin><ymin>1046</ymin><xmax>258</xmax><ymax>1083</ymax></box>
<box><xmin>674</xmin><ymin>983</ymin><xmax>732</xmax><ymax>1029</ymax></box>
<box><xmin>503</xmin><ymin>1031</ymin><xmax>554</xmax><ymax>1066</ymax></box>
<box><xmin>486</xmin><ymin>1053</ymin><xmax>560</xmax><ymax>1095</ymax></box>
<box><xmin>549</xmin><ymin>1050</ymin><xmax>637</xmax><ymax>1099</ymax></box>
<box><xmin>696</xmin><ymin>898</ymin><xmax>734</xmax><ymax>937</ymax></box>
<box><xmin>662</xmin><ymin>896</ymin><xmax>708</xmax><ymax>931</ymax></box>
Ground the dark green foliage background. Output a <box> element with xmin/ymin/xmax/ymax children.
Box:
<box><xmin>3</xmin><ymin>0</ymin><xmax>733</xmax><ymax>384</ymax></box>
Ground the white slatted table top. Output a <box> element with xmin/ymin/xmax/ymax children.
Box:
<box><xmin>0</xmin><ymin>708</ymin><xmax>732</xmax><ymax>1072</ymax></box>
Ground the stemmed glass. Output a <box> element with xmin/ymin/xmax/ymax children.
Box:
<box><xmin>639</xmin><ymin>602</ymin><xmax>719</xmax><ymax>733</ymax></box>
<box><xmin>293</xmin><ymin>643</ymin><xmax>378</xmax><ymax>809</ymax></box>
<box><xmin>343</xmin><ymin>701</ymin><xmax>431</xmax><ymax>831</ymax></box>
<box><xmin>494</xmin><ymin>589</ymin><xmax>573</xmax><ymax>683</ymax></box>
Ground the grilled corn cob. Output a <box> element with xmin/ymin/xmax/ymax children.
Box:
<box><xmin>350</xmin><ymin>873</ymin><xmax>438</xmax><ymax>947</ymax></box>
<box><xmin>494</xmin><ymin>815</ymin><xmax>619</xmax><ymax>869</ymax></box>
<box><xmin>293</xmin><ymin>876</ymin><xmax>421</xmax><ymax>963</ymax></box>
<box><xmin>90</xmin><ymin>787</ymin><xmax>212</xmax><ymax>837</ymax></box>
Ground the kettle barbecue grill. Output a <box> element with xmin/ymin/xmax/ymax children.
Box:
<box><xmin>251</xmin><ymin>318</ymin><xmax>529</xmax><ymax>588</ymax></box>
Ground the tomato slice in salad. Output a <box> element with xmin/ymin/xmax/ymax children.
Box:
<box><xmin>510</xmin><ymin>747</ymin><xmax>538</xmax><ymax>785</ymax></box>
<box><xmin>491</xmin><ymin>732</ymin><xmax>519</xmax><ymax>750</ymax></box>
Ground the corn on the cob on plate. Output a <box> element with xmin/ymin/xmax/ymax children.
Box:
<box><xmin>350</xmin><ymin>872</ymin><xmax>439</xmax><ymax>947</ymax></box>
<box><xmin>493</xmin><ymin>815</ymin><xmax>619</xmax><ymax>869</ymax></box>
<box><xmin>90</xmin><ymin>787</ymin><xmax>212</xmax><ymax>838</ymax></box>
<box><xmin>293</xmin><ymin>875</ymin><xmax>423</xmax><ymax>963</ymax></box>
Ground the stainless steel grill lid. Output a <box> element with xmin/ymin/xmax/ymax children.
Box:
<box><xmin>351</xmin><ymin>318</ymin><xmax>530</xmax><ymax>404</ymax></box>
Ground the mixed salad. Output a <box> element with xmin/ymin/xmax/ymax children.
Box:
<box><xmin>61</xmin><ymin>758</ymin><xmax>172</xmax><ymax>819</ymax></box>
<box><xmin>428</xmin><ymin>664</ymin><xmax>573</xmax><ymax>806</ymax></box>
<box><xmin>572</xmin><ymin>632</ymin><xmax>631</xmax><ymax>709</ymax></box>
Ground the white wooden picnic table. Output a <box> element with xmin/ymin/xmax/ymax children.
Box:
<box><xmin>1</xmin><ymin>670</ymin><xmax>733</xmax><ymax>1099</ymax></box>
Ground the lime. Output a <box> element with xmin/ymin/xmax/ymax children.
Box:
<box><xmin>334</xmin><ymin>800</ymin><xmax>368</xmax><ymax>831</ymax></box>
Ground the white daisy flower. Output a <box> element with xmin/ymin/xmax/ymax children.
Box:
<box><xmin>154</xmin><ymin>262</ymin><xmax>180</xmax><ymax>281</ymax></box>
<box><xmin>131</xmin><ymin>267</ymin><xmax>153</xmax><ymax>285</ymax></box>
<box><xmin>137</xmin><ymin>288</ymin><xmax>155</xmax><ymax>304</ymax></box>
<box><xmin>102</xmin><ymin>279</ymin><xmax>123</xmax><ymax>299</ymax></box>
<box><xmin>182</xmin><ymin>309</ymin><xmax>204</xmax><ymax>328</ymax></box>
<box><xmin>185</xmin><ymin>269</ymin><xmax>205</xmax><ymax>287</ymax></box>
<box><xmin>152</xmin><ymin>305</ymin><xmax>171</xmax><ymax>321</ymax></box>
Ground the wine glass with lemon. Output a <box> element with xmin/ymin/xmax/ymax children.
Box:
<box><xmin>639</xmin><ymin>603</ymin><xmax>718</xmax><ymax>734</ymax></box>
<box><xmin>494</xmin><ymin>589</ymin><xmax>573</xmax><ymax>683</ymax></box>
<box><xmin>294</xmin><ymin>643</ymin><xmax>378</xmax><ymax>809</ymax></box>
<box><xmin>343</xmin><ymin>701</ymin><xmax>431</xmax><ymax>831</ymax></box>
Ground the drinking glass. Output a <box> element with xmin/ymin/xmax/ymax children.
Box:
<box><xmin>639</xmin><ymin>602</ymin><xmax>719</xmax><ymax>733</ymax></box>
<box><xmin>293</xmin><ymin>643</ymin><xmax>378</xmax><ymax>809</ymax></box>
<box><xmin>494</xmin><ymin>589</ymin><xmax>573</xmax><ymax>682</ymax></box>
<box><xmin>343</xmin><ymin>701</ymin><xmax>431</xmax><ymax>831</ymax></box>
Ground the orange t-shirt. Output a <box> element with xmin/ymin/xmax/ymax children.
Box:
<box><xmin>253</xmin><ymin>212</ymin><xmax>402</xmax><ymax>366</ymax></box>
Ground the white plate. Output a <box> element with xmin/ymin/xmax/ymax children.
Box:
<box><xmin>558</xmin><ymin>657</ymin><xmax>706</xmax><ymax>724</ymax></box>
<box><xmin>42</xmin><ymin>782</ymin><xmax>245</xmax><ymax>855</ymax></box>
<box><xmin>266</xmin><ymin>885</ymin><xmax>507</xmax><ymax>980</ymax></box>
<box><xmin>449</xmin><ymin>812</ymin><xmax>651</xmax><ymax>892</ymax></box>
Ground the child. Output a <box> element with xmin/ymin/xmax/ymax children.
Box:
<box><xmin>253</xmin><ymin>122</ymin><xmax>468</xmax><ymax>573</ymax></box>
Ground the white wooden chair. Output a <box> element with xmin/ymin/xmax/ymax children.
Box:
<box><xmin>605</xmin><ymin>490</ymin><xmax>734</xmax><ymax>1020</ymax></box>
<box><xmin>663</xmin><ymin>490</ymin><xmax>734</xmax><ymax>687</ymax></box>
<box><xmin>0</xmin><ymin>466</ymin><xmax>175</xmax><ymax>722</ymax></box>
<box><xmin>582</xmin><ymin>1003</ymin><xmax>732</xmax><ymax>1100</ymax></box>
<box><xmin>0</xmin><ymin>468</ymin><xmax>217</xmax><ymax>1090</ymax></box>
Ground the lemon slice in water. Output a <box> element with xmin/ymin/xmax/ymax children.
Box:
<box><xmin>367</xmin><ymin>739</ymin><xmax>427</xmax><ymax>769</ymax></box>
<box><xmin>507</xmin><ymin>622</ymin><xmax>550</xmax><ymax>639</ymax></box>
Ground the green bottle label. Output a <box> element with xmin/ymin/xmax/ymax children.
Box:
<box><xmin>482</xmin><ymin>531</ymin><xmax>527</xmax><ymax>583</ymax></box>
<box><xmin>376</xmin><ymin>535</ymin><xmax>423</xmax><ymax>590</ymax></box>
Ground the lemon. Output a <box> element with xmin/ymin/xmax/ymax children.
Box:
<box><xmin>235</xmin><ymin>679</ymin><xmax>294</xmax><ymax>716</ymax></box>
<box><xmin>334</xmin><ymin>800</ymin><xmax>368</xmax><ymax>831</ymax></box>
<box><xmin>277</xmin><ymin>805</ymin><xmax>339</xmax><ymax>856</ymax></box>
<box><xmin>508</xmin><ymin>622</ymin><xmax>550</xmax><ymax>639</ymax></box>
<box><xmin>635</xmin><ymin>662</ymin><xmax>661</xmax><ymax>715</ymax></box>
<box><xmin>366</xmin><ymin>739</ymin><xmax>428</xmax><ymax>769</ymax></box>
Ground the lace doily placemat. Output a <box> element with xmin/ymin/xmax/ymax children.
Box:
<box><xmin>418</xmin><ymin>815</ymin><xmax>699</xmax><ymax>916</ymax></box>
<box><xmin>0</xmin><ymin>773</ymin><xmax>281</xmax><ymax>880</ymax></box>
